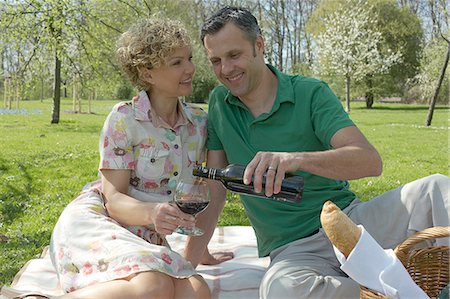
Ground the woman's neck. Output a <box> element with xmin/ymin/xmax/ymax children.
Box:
<box><xmin>147</xmin><ymin>92</ymin><xmax>179</xmax><ymax>127</ymax></box>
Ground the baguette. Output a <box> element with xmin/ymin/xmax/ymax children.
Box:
<box><xmin>320</xmin><ymin>200</ymin><xmax>361</xmax><ymax>257</ymax></box>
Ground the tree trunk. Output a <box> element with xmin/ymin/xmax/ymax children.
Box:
<box><xmin>365</xmin><ymin>76</ymin><xmax>374</xmax><ymax>109</ymax></box>
<box><xmin>426</xmin><ymin>42</ymin><xmax>450</xmax><ymax>126</ymax></box>
<box><xmin>345</xmin><ymin>75</ymin><xmax>351</xmax><ymax>112</ymax></box>
<box><xmin>88</xmin><ymin>90</ymin><xmax>92</xmax><ymax>114</ymax></box>
<box><xmin>40</xmin><ymin>77</ymin><xmax>44</xmax><ymax>102</ymax></box>
<box><xmin>51</xmin><ymin>52</ymin><xmax>61</xmax><ymax>124</ymax></box>
<box><xmin>365</xmin><ymin>92</ymin><xmax>374</xmax><ymax>109</ymax></box>
<box><xmin>63</xmin><ymin>80</ymin><xmax>67</xmax><ymax>98</ymax></box>
<box><xmin>15</xmin><ymin>80</ymin><xmax>19</xmax><ymax>109</ymax></box>
<box><xmin>4</xmin><ymin>77</ymin><xmax>9</xmax><ymax>109</ymax></box>
<box><xmin>73</xmin><ymin>78</ymin><xmax>77</xmax><ymax>112</ymax></box>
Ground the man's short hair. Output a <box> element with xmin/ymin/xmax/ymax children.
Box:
<box><xmin>200</xmin><ymin>6</ymin><xmax>261</xmax><ymax>45</ymax></box>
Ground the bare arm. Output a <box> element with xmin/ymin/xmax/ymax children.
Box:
<box><xmin>184</xmin><ymin>150</ymin><xmax>229</xmax><ymax>267</ymax></box>
<box><xmin>101</xmin><ymin>169</ymin><xmax>194</xmax><ymax>235</ymax></box>
<box><xmin>244</xmin><ymin>126</ymin><xmax>382</xmax><ymax>196</ymax></box>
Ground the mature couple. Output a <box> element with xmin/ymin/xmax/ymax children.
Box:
<box><xmin>43</xmin><ymin>6</ymin><xmax>449</xmax><ymax>299</ymax></box>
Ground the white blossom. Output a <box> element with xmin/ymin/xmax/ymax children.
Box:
<box><xmin>314</xmin><ymin>1</ymin><xmax>402</xmax><ymax>82</ymax></box>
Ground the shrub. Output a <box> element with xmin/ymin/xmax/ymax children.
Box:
<box><xmin>116</xmin><ymin>84</ymin><xmax>133</xmax><ymax>100</ymax></box>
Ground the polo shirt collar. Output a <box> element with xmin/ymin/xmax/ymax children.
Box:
<box><xmin>132</xmin><ymin>90</ymin><xmax>193</xmax><ymax>127</ymax></box>
<box><xmin>224</xmin><ymin>64</ymin><xmax>295</xmax><ymax>108</ymax></box>
<box><xmin>268</xmin><ymin>64</ymin><xmax>295</xmax><ymax>104</ymax></box>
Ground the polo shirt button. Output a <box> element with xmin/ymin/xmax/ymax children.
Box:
<box><xmin>174</xmin><ymin>144</ymin><xmax>179</xmax><ymax>149</ymax></box>
<box><xmin>174</xmin><ymin>171</ymin><xmax>178</xmax><ymax>176</ymax></box>
<box><xmin>167</xmin><ymin>190</ymin><xmax>172</xmax><ymax>195</ymax></box>
<box><xmin>150</xmin><ymin>158</ymin><xmax>155</xmax><ymax>163</ymax></box>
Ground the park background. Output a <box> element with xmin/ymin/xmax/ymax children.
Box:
<box><xmin>0</xmin><ymin>0</ymin><xmax>449</xmax><ymax>287</ymax></box>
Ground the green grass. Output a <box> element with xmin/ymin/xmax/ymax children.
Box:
<box><xmin>0</xmin><ymin>98</ymin><xmax>448</xmax><ymax>287</ymax></box>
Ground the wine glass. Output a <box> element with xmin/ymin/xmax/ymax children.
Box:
<box><xmin>173</xmin><ymin>177</ymin><xmax>210</xmax><ymax>236</ymax></box>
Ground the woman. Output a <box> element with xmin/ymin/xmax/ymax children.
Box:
<box><xmin>49</xmin><ymin>18</ymin><xmax>212</xmax><ymax>299</ymax></box>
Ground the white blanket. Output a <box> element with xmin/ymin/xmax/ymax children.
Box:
<box><xmin>1</xmin><ymin>226</ymin><xmax>269</xmax><ymax>299</ymax></box>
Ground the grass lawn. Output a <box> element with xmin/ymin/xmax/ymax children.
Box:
<box><xmin>0</xmin><ymin>98</ymin><xmax>448</xmax><ymax>287</ymax></box>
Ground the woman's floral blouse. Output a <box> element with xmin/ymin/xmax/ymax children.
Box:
<box><xmin>99</xmin><ymin>90</ymin><xmax>207</xmax><ymax>202</ymax></box>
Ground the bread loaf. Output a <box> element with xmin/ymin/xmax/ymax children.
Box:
<box><xmin>320</xmin><ymin>200</ymin><xmax>361</xmax><ymax>257</ymax></box>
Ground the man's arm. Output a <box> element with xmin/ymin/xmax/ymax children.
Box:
<box><xmin>245</xmin><ymin>125</ymin><xmax>383</xmax><ymax>196</ymax></box>
<box><xmin>184</xmin><ymin>149</ymin><xmax>230</xmax><ymax>267</ymax></box>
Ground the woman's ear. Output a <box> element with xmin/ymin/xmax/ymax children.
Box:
<box><xmin>138</xmin><ymin>67</ymin><xmax>155</xmax><ymax>85</ymax></box>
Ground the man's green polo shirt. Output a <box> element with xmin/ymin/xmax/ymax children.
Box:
<box><xmin>207</xmin><ymin>65</ymin><xmax>356</xmax><ymax>257</ymax></box>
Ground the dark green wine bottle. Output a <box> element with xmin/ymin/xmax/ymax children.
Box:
<box><xmin>193</xmin><ymin>164</ymin><xmax>303</xmax><ymax>203</ymax></box>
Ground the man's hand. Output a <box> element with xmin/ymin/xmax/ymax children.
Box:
<box><xmin>244</xmin><ymin>151</ymin><xmax>295</xmax><ymax>196</ymax></box>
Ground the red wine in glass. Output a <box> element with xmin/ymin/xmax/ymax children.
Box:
<box><xmin>176</xmin><ymin>202</ymin><xmax>209</xmax><ymax>215</ymax></box>
<box><xmin>174</xmin><ymin>178</ymin><xmax>210</xmax><ymax>236</ymax></box>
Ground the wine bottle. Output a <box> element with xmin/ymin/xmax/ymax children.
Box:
<box><xmin>192</xmin><ymin>164</ymin><xmax>303</xmax><ymax>203</ymax></box>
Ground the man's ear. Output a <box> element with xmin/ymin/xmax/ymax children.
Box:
<box><xmin>255</xmin><ymin>35</ymin><xmax>265</xmax><ymax>56</ymax></box>
<box><xmin>255</xmin><ymin>34</ymin><xmax>264</xmax><ymax>53</ymax></box>
<box><xmin>138</xmin><ymin>67</ymin><xmax>154</xmax><ymax>85</ymax></box>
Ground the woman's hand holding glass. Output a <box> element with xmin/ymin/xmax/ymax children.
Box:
<box><xmin>151</xmin><ymin>178</ymin><xmax>209</xmax><ymax>236</ymax></box>
<box><xmin>152</xmin><ymin>202</ymin><xmax>195</xmax><ymax>235</ymax></box>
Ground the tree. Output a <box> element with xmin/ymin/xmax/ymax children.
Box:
<box><xmin>425</xmin><ymin>0</ymin><xmax>449</xmax><ymax>126</ymax></box>
<box><xmin>0</xmin><ymin>0</ymin><xmax>90</xmax><ymax>123</ymax></box>
<box><xmin>0</xmin><ymin>1</ymin><xmax>41</xmax><ymax>108</ymax></box>
<box><xmin>364</xmin><ymin>0</ymin><xmax>423</xmax><ymax>108</ymax></box>
<box><xmin>311</xmin><ymin>0</ymin><xmax>402</xmax><ymax>111</ymax></box>
<box><xmin>291</xmin><ymin>0</ymin><xmax>318</xmax><ymax>74</ymax></box>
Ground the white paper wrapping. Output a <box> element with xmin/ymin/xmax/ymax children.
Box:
<box><xmin>333</xmin><ymin>225</ymin><xmax>429</xmax><ymax>299</ymax></box>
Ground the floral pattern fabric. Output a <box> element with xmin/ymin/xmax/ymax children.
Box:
<box><xmin>100</xmin><ymin>90</ymin><xmax>207</xmax><ymax>201</ymax></box>
<box><xmin>49</xmin><ymin>91</ymin><xmax>207</xmax><ymax>292</ymax></box>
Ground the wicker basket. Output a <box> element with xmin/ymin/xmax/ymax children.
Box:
<box><xmin>360</xmin><ymin>226</ymin><xmax>450</xmax><ymax>299</ymax></box>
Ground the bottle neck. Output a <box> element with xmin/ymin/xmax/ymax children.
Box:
<box><xmin>193</xmin><ymin>166</ymin><xmax>224</xmax><ymax>180</ymax></box>
<box><xmin>192</xmin><ymin>164</ymin><xmax>246</xmax><ymax>181</ymax></box>
<box><xmin>206</xmin><ymin>167</ymin><xmax>222</xmax><ymax>180</ymax></box>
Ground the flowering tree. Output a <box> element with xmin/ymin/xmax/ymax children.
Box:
<box><xmin>313</xmin><ymin>1</ymin><xmax>402</xmax><ymax>111</ymax></box>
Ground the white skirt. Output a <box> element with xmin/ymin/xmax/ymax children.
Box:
<box><xmin>49</xmin><ymin>188</ymin><xmax>196</xmax><ymax>292</ymax></box>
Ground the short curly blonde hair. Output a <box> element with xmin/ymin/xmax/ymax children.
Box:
<box><xmin>116</xmin><ymin>18</ymin><xmax>191</xmax><ymax>89</ymax></box>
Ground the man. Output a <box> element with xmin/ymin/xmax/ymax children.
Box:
<box><xmin>185</xmin><ymin>6</ymin><xmax>450</xmax><ymax>298</ymax></box>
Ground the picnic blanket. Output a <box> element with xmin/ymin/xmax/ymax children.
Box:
<box><xmin>1</xmin><ymin>226</ymin><xmax>269</xmax><ymax>299</ymax></box>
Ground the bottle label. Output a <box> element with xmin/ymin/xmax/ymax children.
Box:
<box><xmin>206</xmin><ymin>168</ymin><xmax>217</xmax><ymax>180</ymax></box>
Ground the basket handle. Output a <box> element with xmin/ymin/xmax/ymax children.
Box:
<box><xmin>394</xmin><ymin>226</ymin><xmax>450</xmax><ymax>266</ymax></box>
